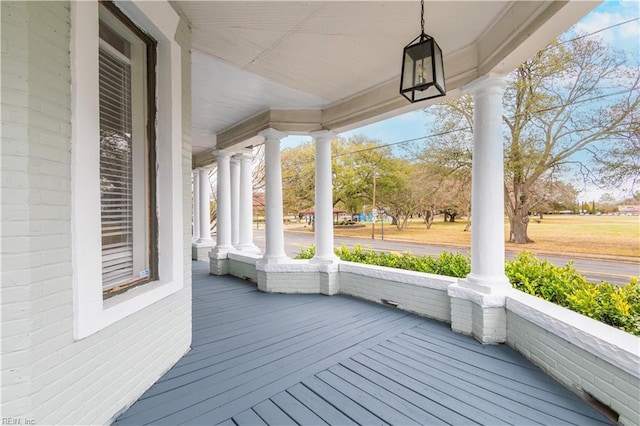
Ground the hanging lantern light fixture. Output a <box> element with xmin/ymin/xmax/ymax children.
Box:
<box><xmin>400</xmin><ymin>0</ymin><xmax>446</xmax><ymax>103</ymax></box>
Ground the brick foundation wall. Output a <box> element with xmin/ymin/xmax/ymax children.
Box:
<box><xmin>507</xmin><ymin>292</ymin><xmax>640</xmax><ymax>425</ymax></box>
<box><xmin>339</xmin><ymin>262</ymin><xmax>454</xmax><ymax>323</ymax></box>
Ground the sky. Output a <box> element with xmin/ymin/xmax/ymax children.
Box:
<box><xmin>281</xmin><ymin>0</ymin><xmax>640</xmax><ymax>203</ymax></box>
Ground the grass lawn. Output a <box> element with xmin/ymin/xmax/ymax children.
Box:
<box><xmin>288</xmin><ymin>214</ymin><xmax>640</xmax><ymax>258</ymax></box>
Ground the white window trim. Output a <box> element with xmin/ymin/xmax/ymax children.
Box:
<box><xmin>71</xmin><ymin>0</ymin><xmax>183</xmax><ymax>339</ymax></box>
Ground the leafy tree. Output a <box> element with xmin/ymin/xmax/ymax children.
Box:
<box><xmin>378</xmin><ymin>159</ymin><xmax>417</xmax><ymax>230</ymax></box>
<box><xmin>279</xmin><ymin>135</ymin><xmax>419</xmax><ymax>229</ymax></box>
<box><xmin>333</xmin><ymin>136</ymin><xmax>417</xmax><ymax>229</ymax></box>
<box><xmin>281</xmin><ymin>141</ymin><xmax>315</xmax><ymax>214</ymax></box>
<box><xmin>425</xmin><ymin>34</ymin><xmax>639</xmax><ymax>243</ymax></box>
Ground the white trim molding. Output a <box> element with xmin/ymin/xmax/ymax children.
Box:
<box><xmin>71</xmin><ymin>0</ymin><xmax>183</xmax><ymax>339</ymax></box>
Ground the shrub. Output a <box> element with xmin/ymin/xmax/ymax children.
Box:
<box><xmin>296</xmin><ymin>244</ymin><xmax>470</xmax><ymax>276</ymax></box>
<box><xmin>506</xmin><ymin>252</ymin><xmax>639</xmax><ymax>335</ymax></box>
<box><xmin>296</xmin><ymin>246</ymin><xmax>640</xmax><ymax>335</ymax></box>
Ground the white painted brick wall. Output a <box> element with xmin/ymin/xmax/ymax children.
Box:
<box><xmin>210</xmin><ymin>257</ymin><xmax>229</xmax><ymax>275</ymax></box>
<box><xmin>471</xmin><ymin>305</ymin><xmax>506</xmax><ymax>344</ymax></box>
<box><xmin>192</xmin><ymin>245</ymin><xmax>211</xmax><ymax>262</ymax></box>
<box><xmin>450</xmin><ymin>297</ymin><xmax>473</xmax><ymax>335</ymax></box>
<box><xmin>507</xmin><ymin>290</ymin><xmax>640</xmax><ymax>419</ymax></box>
<box><xmin>507</xmin><ymin>311</ymin><xmax>640</xmax><ymax>425</ymax></box>
<box><xmin>338</xmin><ymin>263</ymin><xmax>453</xmax><ymax>323</ymax></box>
<box><xmin>228</xmin><ymin>254</ymin><xmax>259</xmax><ymax>282</ymax></box>
<box><xmin>257</xmin><ymin>270</ymin><xmax>321</xmax><ymax>293</ymax></box>
<box><xmin>1</xmin><ymin>3</ymin><xmax>192</xmax><ymax>424</ymax></box>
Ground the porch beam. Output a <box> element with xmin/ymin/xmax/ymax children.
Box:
<box><xmin>217</xmin><ymin>110</ymin><xmax>322</xmax><ymax>151</ymax></box>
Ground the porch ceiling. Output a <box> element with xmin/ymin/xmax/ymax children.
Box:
<box><xmin>177</xmin><ymin>1</ymin><xmax>599</xmax><ymax>164</ymax></box>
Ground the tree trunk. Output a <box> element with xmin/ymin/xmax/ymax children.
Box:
<box><xmin>509</xmin><ymin>213</ymin><xmax>533</xmax><ymax>243</ymax></box>
<box><xmin>463</xmin><ymin>216</ymin><xmax>471</xmax><ymax>232</ymax></box>
<box><xmin>424</xmin><ymin>209</ymin><xmax>434</xmax><ymax>229</ymax></box>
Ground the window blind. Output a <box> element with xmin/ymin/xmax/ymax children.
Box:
<box><xmin>99</xmin><ymin>46</ymin><xmax>134</xmax><ymax>289</ymax></box>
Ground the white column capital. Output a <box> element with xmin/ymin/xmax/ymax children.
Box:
<box><xmin>462</xmin><ymin>73</ymin><xmax>508</xmax><ymax>97</ymax></box>
<box><xmin>309</xmin><ymin>130</ymin><xmax>336</xmax><ymax>143</ymax></box>
<box><xmin>233</xmin><ymin>149</ymin><xmax>253</xmax><ymax>161</ymax></box>
<box><xmin>259</xmin><ymin>128</ymin><xmax>288</xmax><ymax>142</ymax></box>
<box><xmin>213</xmin><ymin>149</ymin><xmax>233</xmax><ymax>160</ymax></box>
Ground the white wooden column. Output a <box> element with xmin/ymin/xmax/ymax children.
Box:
<box><xmin>192</xmin><ymin>170</ymin><xmax>200</xmax><ymax>241</ymax></box>
<box><xmin>230</xmin><ymin>154</ymin><xmax>240</xmax><ymax>247</ymax></box>
<box><xmin>197</xmin><ymin>168</ymin><xmax>212</xmax><ymax>242</ymax></box>
<box><xmin>310</xmin><ymin>131</ymin><xmax>339</xmax><ymax>264</ymax></box>
<box><xmin>448</xmin><ymin>74</ymin><xmax>510</xmax><ymax>344</ymax></box>
<box><xmin>463</xmin><ymin>74</ymin><xmax>510</xmax><ymax>291</ymax></box>
<box><xmin>259</xmin><ymin>128</ymin><xmax>289</xmax><ymax>263</ymax></box>
<box><xmin>213</xmin><ymin>150</ymin><xmax>233</xmax><ymax>253</ymax></box>
<box><xmin>237</xmin><ymin>151</ymin><xmax>260</xmax><ymax>253</ymax></box>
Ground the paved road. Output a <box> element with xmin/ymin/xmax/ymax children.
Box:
<box><xmin>252</xmin><ymin>229</ymin><xmax>639</xmax><ymax>285</ymax></box>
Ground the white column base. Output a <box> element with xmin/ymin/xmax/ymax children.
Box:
<box><xmin>319</xmin><ymin>266</ymin><xmax>339</xmax><ymax>296</ymax></box>
<box><xmin>448</xmin><ymin>280</ymin><xmax>511</xmax><ymax>344</ymax></box>
<box><xmin>457</xmin><ymin>272</ymin><xmax>511</xmax><ymax>294</ymax></box>
<box><xmin>310</xmin><ymin>254</ymin><xmax>340</xmax><ymax>265</ymax></box>
<box><xmin>209</xmin><ymin>249</ymin><xmax>230</xmax><ymax>275</ymax></box>
<box><xmin>236</xmin><ymin>243</ymin><xmax>261</xmax><ymax>255</ymax></box>
<box><xmin>255</xmin><ymin>260</ymin><xmax>339</xmax><ymax>294</ymax></box>
<box><xmin>257</xmin><ymin>255</ymin><xmax>292</xmax><ymax>266</ymax></box>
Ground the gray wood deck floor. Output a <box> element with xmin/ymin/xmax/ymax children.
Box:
<box><xmin>115</xmin><ymin>261</ymin><xmax>611</xmax><ymax>425</ymax></box>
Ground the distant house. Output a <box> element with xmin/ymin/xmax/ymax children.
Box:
<box><xmin>298</xmin><ymin>208</ymin><xmax>347</xmax><ymax>225</ymax></box>
<box><xmin>618</xmin><ymin>205</ymin><xmax>640</xmax><ymax>213</ymax></box>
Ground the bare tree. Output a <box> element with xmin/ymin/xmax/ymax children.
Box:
<box><xmin>426</xmin><ymin>34</ymin><xmax>640</xmax><ymax>243</ymax></box>
<box><xmin>592</xmin><ymin>127</ymin><xmax>640</xmax><ymax>201</ymax></box>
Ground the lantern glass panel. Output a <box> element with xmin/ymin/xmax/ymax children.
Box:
<box><xmin>434</xmin><ymin>41</ymin><xmax>445</xmax><ymax>92</ymax></box>
<box><xmin>400</xmin><ymin>34</ymin><xmax>446</xmax><ymax>102</ymax></box>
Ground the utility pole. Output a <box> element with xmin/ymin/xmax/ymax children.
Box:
<box><xmin>371</xmin><ymin>171</ymin><xmax>377</xmax><ymax>239</ymax></box>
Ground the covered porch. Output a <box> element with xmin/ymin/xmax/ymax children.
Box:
<box><xmin>183</xmin><ymin>2</ymin><xmax>639</xmax><ymax>424</ymax></box>
<box><xmin>115</xmin><ymin>262</ymin><xmax>612</xmax><ymax>425</ymax></box>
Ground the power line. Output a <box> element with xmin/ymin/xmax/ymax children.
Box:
<box><xmin>330</xmin><ymin>17</ymin><xmax>639</xmax><ymax>159</ymax></box>
<box><xmin>333</xmin><ymin>87</ymin><xmax>638</xmax><ymax>159</ymax></box>
<box><xmin>551</xmin><ymin>17</ymin><xmax>640</xmax><ymax>48</ymax></box>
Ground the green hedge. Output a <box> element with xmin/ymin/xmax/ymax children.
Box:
<box><xmin>296</xmin><ymin>245</ymin><xmax>640</xmax><ymax>335</ymax></box>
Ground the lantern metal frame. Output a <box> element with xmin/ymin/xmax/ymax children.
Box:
<box><xmin>400</xmin><ymin>0</ymin><xmax>446</xmax><ymax>103</ymax></box>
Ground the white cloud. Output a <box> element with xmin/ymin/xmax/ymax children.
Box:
<box><xmin>572</xmin><ymin>3</ymin><xmax>640</xmax><ymax>50</ymax></box>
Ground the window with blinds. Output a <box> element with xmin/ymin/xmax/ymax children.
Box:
<box><xmin>99</xmin><ymin>42</ymin><xmax>134</xmax><ymax>288</ymax></box>
<box><xmin>98</xmin><ymin>4</ymin><xmax>157</xmax><ymax>295</ymax></box>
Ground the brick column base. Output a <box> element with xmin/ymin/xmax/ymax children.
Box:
<box><xmin>209</xmin><ymin>251</ymin><xmax>229</xmax><ymax>275</ymax></box>
<box><xmin>448</xmin><ymin>282</ymin><xmax>509</xmax><ymax>344</ymax></box>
